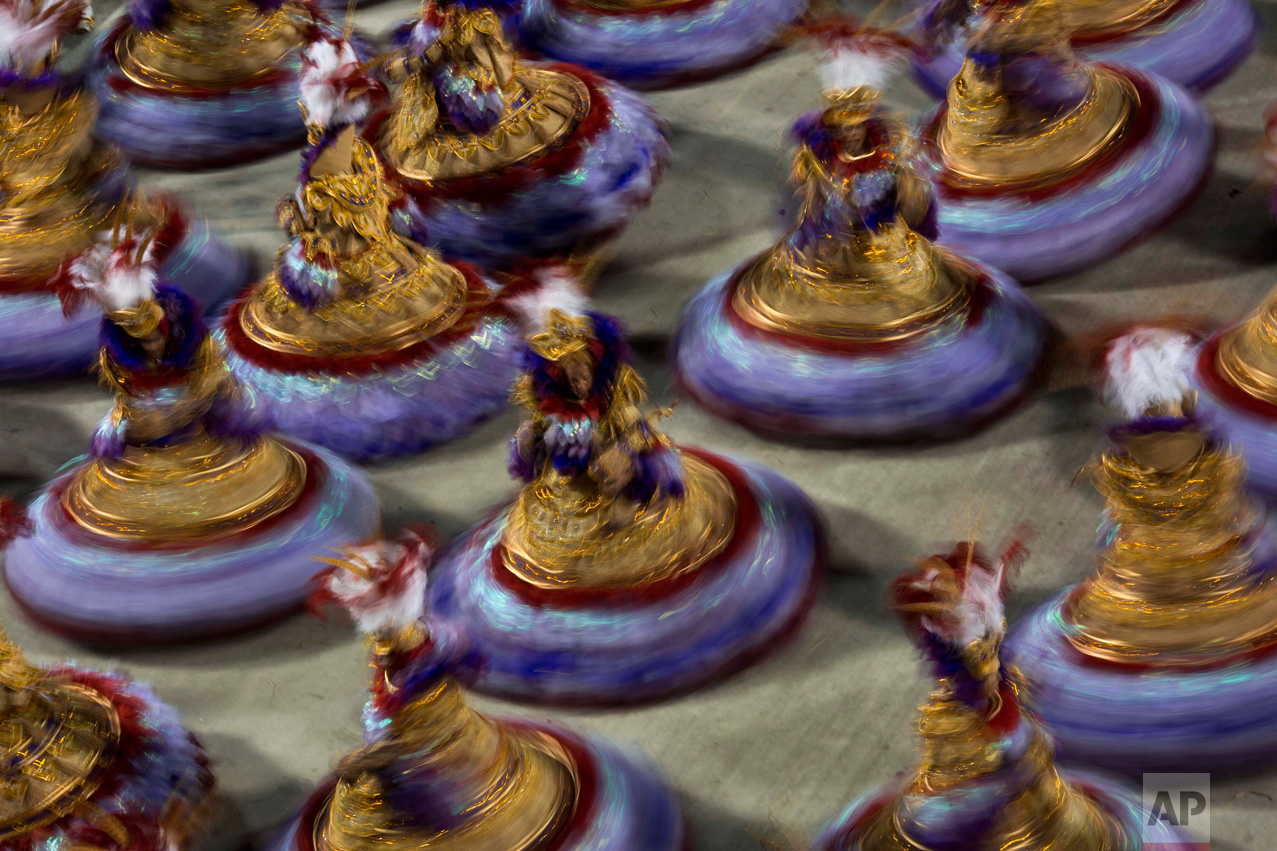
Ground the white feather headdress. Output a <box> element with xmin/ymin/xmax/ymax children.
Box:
<box><xmin>1103</xmin><ymin>328</ymin><xmax>1198</xmax><ymax>420</ymax></box>
<box><xmin>506</xmin><ymin>265</ymin><xmax>591</xmax><ymax>333</ymax></box>
<box><xmin>299</xmin><ymin>38</ymin><xmax>373</xmax><ymax>129</ymax></box>
<box><xmin>68</xmin><ymin>226</ymin><xmax>159</xmax><ymax>314</ymax></box>
<box><xmin>0</xmin><ymin>0</ymin><xmax>91</xmax><ymax>72</ymax></box>
<box><xmin>312</xmin><ymin>532</ymin><xmax>433</xmax><ymax>637</ymax></box>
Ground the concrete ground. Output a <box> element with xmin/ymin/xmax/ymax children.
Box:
<box><xmin>4</xmin><ymin>2</ymin><xmax>1277</xmax><ymax>849</ymax></box>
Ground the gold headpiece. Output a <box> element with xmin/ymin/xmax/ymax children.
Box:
<box><xmin>825</xmin><ymin>86</ymin><xmax>881</xmax><ymax>122</ymax></box>
<box><xmin>528</xmin><ymin>309</ymin><xmax>594</xmax><ymax>360</ymax></box>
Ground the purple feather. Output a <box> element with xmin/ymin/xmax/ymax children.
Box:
<box><xmin>432</xmin><ymin>67</ymin><xmax>504</xmax><ymax>135</ymax></box>
<box><xmin>920</xmin><ymin>0</ymin><xmax>974</xmax><ymax>49</ymax></box>
<box><xmin>507</xmin><ymin>434</ymin><xmax>539</xmax><ymax>482</ymax></box>
<box><xmin>204</xmin><ymin>395</ymin><xmax>265</xmax><ymax>447</ymax></box>
<box><xmin>90</xmin><ymin>417</ymin><xmax>127</xmax><ymax>461</ymax></box>
<box><xmin>128</xmin><ymin>0</ymin><xmax>172</xmax><ymax>32</ymax></box>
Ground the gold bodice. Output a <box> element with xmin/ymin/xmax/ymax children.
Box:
<box><xmin>851</xmin><ymin>691</ymin><xmax>1123</xmax><ymax>849</ymax></box>
<box><xmin>0</xmin><ymin>92</ymin><xmax>125</xmax><ymax>284</ymax></box>
<box><xmin>733</xmin><ymin>224</ymin><xmax>975</xmax><ymax>343</ymax></box>
<box><xmin>939</xmin><ymin>59</ymin><xmax>1136</xmax><ymax>189</ymax></box>
<box><xmin>382</xmin><ymin>68</ymin><xmax>589</xmax><ymax>183</ymax></box>
<box><xmin>501</xmin><ymin>452</ymin><xmax>736</xmax><ymax>590</ymax></box>
<box><xmin>1215</xmin><ymin>290</ymin><xmax>1277</xmax><ymax>405</ymax></box>
<box><xmin>1064</xmin><ymin>442</ymin><xmax>1277</xmax><ymax>666</ymax></box>
<box><xmin>317</xmin><ymin>675</ymin><xmax>576</xmax><ymax>851</ymax></box>
<box><xmin>115</xmin><ymin>0</ymin><xmax>302</xmax><ymax>90</ymax></box>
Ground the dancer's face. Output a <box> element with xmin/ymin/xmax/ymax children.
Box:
<box><xmin>560</xmin><ymin>352</ymin><xmax>594</xmax><ymax>400</ymax></box>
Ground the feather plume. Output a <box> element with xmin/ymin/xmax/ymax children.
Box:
<box><xmin>805</xmin><ymin>24</ymin><xmax>913</xmax><ymax>95</ymax></box>
<box><xmin>818</xmin><ymin>43</ymin><xmax>906</xmax><ymax>94</ymax></box>
<box><xmin>1102</xmin><ymin>327</ymin><xmax>1197</xmax><ymax>420</ymax></box>
<box><xmin>310</xmin><ymin>531</ymin><xmax>434</xmax><ymax>637</ymax></box>
<box><xmin>0</xmin><ymin>0</ymin><xmax>91</xmax><ymax>71</ymax></box>
<box><xmin>299</xmin><ymin>38</ymin><xmax>374</xmax><ymax>129</ymax></box>
<box><xmin>506</xmin><ymin>266</ymin><xmax>590</xmax><ymax>333</ymax></box>
<box><xmin>67</xmin><ymin>228</ymin><xmax>158</xmax><ymax>313</ymax></box>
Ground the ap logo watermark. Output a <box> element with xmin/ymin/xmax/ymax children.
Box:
<box><xmin>1143</xmin><ymin>773</ymin><xmax>1211</xmax><ymax>850</ymax></box>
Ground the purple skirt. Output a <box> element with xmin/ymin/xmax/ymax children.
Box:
<box><xmin>88</xmin><ymin>20</ymin><xmax>308</xmax><ymax>169</ymax></box>
<box><xmin>1006</xmin><ymin>589</ymin><xmax>1277</xmax><ymax>773</ymax></box>
<box><xmin>919</xmin><ymin>68</ymin><xmax>1213</xmax><ymax>282</ymax></box>
<box><xmin>427</xmin><ymin>450</ymin><xmax>825</xmax><ymax>706</ymax></box>
<box><xmin>672</xmin><ymin>256</ymin><xmax>1044</xmax><ymax>441</ymax></box>
<box><xmin>0</xmin><ymin>214</ymin><xmax>251</xmax><ymax>381</ymax></box>
<box><xmin>391</xmin><ymin>68</ymin><xmax>668</xmax><ymax>266</ymax></box>
<box><xmin>216</xmin><ymin>314</ymin><xmax>526</xmax><ymax>463</ymax></box>
<box><xmin>4</xmin><ymin>442</ymin><xmax>380</xmax><ymax>645</ymax></box>
<box><xmin>516</xmin><ymin>0</ymin><xmax>803</xmax><ymax>90</ymax></box>
<box><xmin>816</xmin><ymin>767</ymin><xmax>1197</xmax><ymax>848</ymax></box>
<box><xmin>265</xmin><ymin>722</ymin><xmax>685</xmax><ymax>851</ymax></box>
<box><xmin>914</xmin><ymin>0</ymin><xmax>1256</xmax><ymax>95</ymax></box>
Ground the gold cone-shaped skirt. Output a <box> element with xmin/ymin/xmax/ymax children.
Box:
<box><xmin>732</xmin><ymin>225</ymin><xmax>976</xmax><ymax>343</ymax></box>
<box><xmin>0</xmin><ymin>681</ymin><xmax>121</xmax><ymax>840</ymax></box>
<box><xmin>317</xmin><ymin>678</ymin><xmax>576</xmax><ymax>851</ymax></box>
<box><xmin>382</xmin><ymin>69</ymin><xmax>590</xmax><ymax>183</ymax></box>
<box><xmin>852</xmin><ymin>692</ymin><xmax>1126</xmax><ymax>849</ymax></box>
<box><xmin>62</xmin><ymin>430</ymin><xmax>307</xmax><ymax>542</ymax></box>
<box><xmin>501</xmin><ymin>453</ymin><xmax>736</xmax><ymax>590</ymax></box>
<box><xmin>114</xmin><ymin>0</ymin><xmax>298</xmax><ymax>91</ymax></box>
<box><xmin>238</xmin><ymin>245</ymin><xmax>469</xmax><ymax>358</ymax></box>
<box><xmin>1064</xmin><ymin>445</ymin><xmax>1277</xmax><ymax>666</ymax></box>
<box><xmin>1214</xmin><ymin>290</ymin><xmax>1277</xmax><ymax>405</ymax></box>
<box><xmin>938</xmin><ymin>62</ymin><xmax>1138</xmax><ymax>190</ymax></box>
<box><xmin>1064</xmin><ymin>0</ymin><xmax>1182</xmax><ymax>39</ymax></box>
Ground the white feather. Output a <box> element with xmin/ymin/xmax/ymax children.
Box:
<box><xmin>911</xmin><ymin>562</ymin><xmax>1003</xmax><ymax>646</ymax></box>
<box><xmin>300</xmin><ymin>39</ymin><xmax>369</xmax><ymax>129</ymax></box>
<box><xmin>0</xmin><ymin>0</ymin><xmax>89</xmax><ymax>70</ymax></box>
<box><xmin>68</xmin><ymin>231</ymin><xmax>158</xmax><ymax>313</ymax></box>
<box><xmin>319</xmin><ymin>538</ymin><xmax>430</xmax><ymax>636</ymax></box>
<box><xmin>507</xmin><ymin>267</ymin><xmax>590</xmax><ymax>333</ymax></box>
<box><xmin>1103</xmin><ymin>328</ymin><xmax>1197</xmax><ymax>420</ymax></box>
<box><xmin>818</xmin><ymin>45</ymin><xmax>904</xmax><ymax>94</ymax></box>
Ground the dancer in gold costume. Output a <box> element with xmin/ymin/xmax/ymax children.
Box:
<box><xmin>425</xmin><ymin>289</ymin><xmax>825</xmax><ymax>704</ymax></box>
<box><xmin>815</xmin><ymin>538</ymin><xmax>1196</xmax><ymax>849</ymax></box>
<box><xmin>1197</xmin><ymin>284</ymin><xmax>1277</xmax><ymax>497</ymax></box>
<box><xmin>915</xmin><ymin>0</ymin><xmax>1212</xmax><ymax>279</ymax></box>
<box><xmin>0</xmin><ymin>0</ymin><xmax>249</xmax><ymax>378</ymax></box>
<box><xmin>218</xmin><ymin>35</ymin><xmax>544</xmax><ymax>461</ymax></box>
<box><xmin>1011</xmin><ymin>328</ymin><xmax>1277</xmax><ymax>772</ymax></box>
<box><xmin>373</xmin><ymin>0</ymin><xmax>667</xmax><ymax>270</ymax></box>
<box><xmin>675</xmin><ymin>28</ymin><xmax>1044</xmax><ymax>441</ymax></box>
<box><xmin>89</xmin><ymin>0</ymin><xmax>343</xmax><ymax>166</ymax></box>
<box><xmin>0</xmin><ymin>615</ymin><xmax>212</xmax><ymax>851</ymax></box>
<box><xmin>267</xmin><ymin>530</ymin><xmax>686</xmax><ymax>851</ymax></box>
<box><xmin>914</xmin><ymin>0</ymin><xmax>1256</xmax><ymax>93</ymax></box>
<box><xmin>1</xmin><ymin>215</ymin><xmax>379</xmax><ymax>644</ymax></box>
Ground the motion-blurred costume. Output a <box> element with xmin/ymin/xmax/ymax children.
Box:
<box><xmin>1009</xmin><ymin>329</ymin><xmax>1277</xmax><ymax>772</ymax></box>
<box><xmin>0</xmin><ymin>622</ymin><xmax>214</xmax><ymax>851</ymax></box>
<box><xmin>914</xmin><ymin>0</ymin><xmax>1256</xmax><ymax>94</ymax></box>
<box><xmin>0</xmin><ymin>0</ymin><xmax>249</xmax><ymax>379</ymax></box>
<box><xmin>1196</xmin><ymin>287</ymin><xmax>1277</xmax><ymax>499</ymax></box>
<box><xmin>816</xmin><ymin>541</ymin><xmax>1198</xmax><ymax>848</ymax></box>
<box><xmin>372</xmin><ymin>0</ymin><xmax>668</xmax><ymax>271</ymax></box>
<box><xmin>270</xmin><ymin>532</ymin><xmax>686</xmax><ymax>851</ymax></box>
<box><xmin>915</xmin><ymin>0</ymin><xmax>1212</xmax><ymax>280</ymax></box>
<box><xmin>2</xmin><ymin>223</ymin><xmax>379</xmax><ymax>643</ymax></box>
<box><xmin>217</xmin><ymin>37</ymin><xmax>542</xmax><ymax>462</ymax></box>
<box><xmin>89</xmin><ymin>0</ymin><xmax>341</xmax><ymax>167</ymax></box>
<box><xmin>516</xmin><ymin>0</ymin><xmax>806</xmax><ymax>90</ymax></box>
<box><xmin>427</xmin><ymin>298</ymin><xmax>825</xmax><ymax>704</ymax></box>
<box><xmin>673</xmin><ymin>32</ymin><xmax>1044</xmax><ymax>440</ymax></box>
